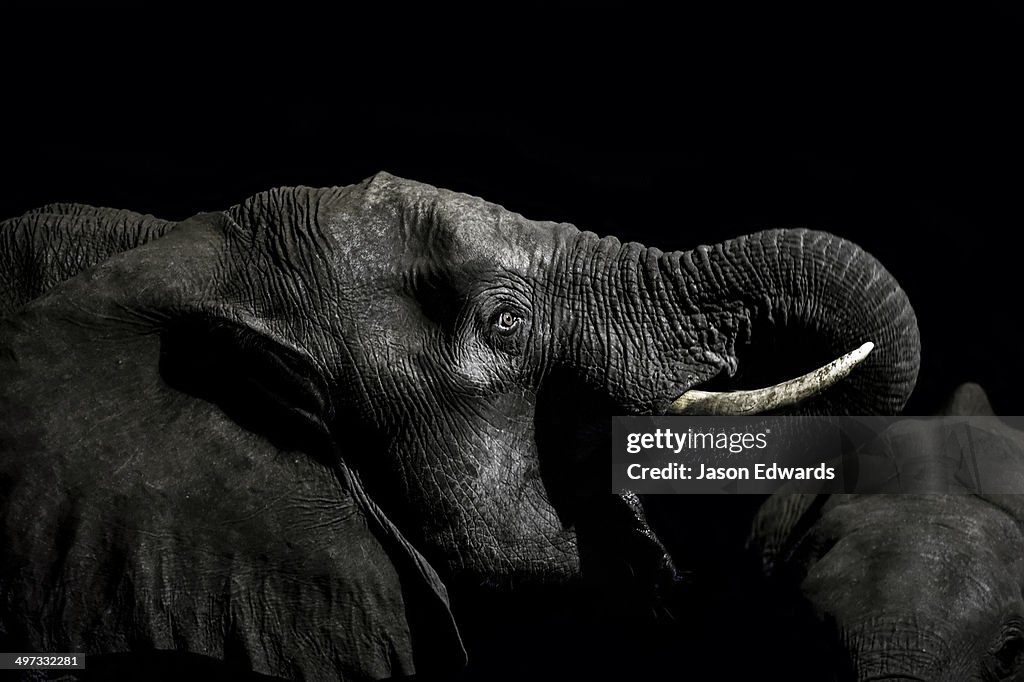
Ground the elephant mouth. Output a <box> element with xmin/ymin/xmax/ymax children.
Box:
<box><xmin>667</xmin><ymin>341</ymin><xmax>874</xmax><ymax>416</ymax></box>
<box><xmin>575</xmin><ymin>490</ymin><xmax>685</xmax><ymax>616</ymax></box>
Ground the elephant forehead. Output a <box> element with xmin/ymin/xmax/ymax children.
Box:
<box><xmin>331</xmin><ymin>171</ymin><xmax>568</xmax><ymax>273</ymax></box>
<box><xmin>825</xmin><ymin>495</ymin><xmax>1023</xmax><ymax>549</ymax></box>
<box><xmin>416</xmin><ymin>198</ymin><xmax>562</xmax><ymax>272</ymax></box>
<box><xmin>808</xmin><ymin>497</ymin><xmax>1024</xmax><ymax>614</ymax></box>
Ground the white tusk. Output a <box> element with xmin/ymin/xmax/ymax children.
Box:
<box><xmin>668</xmin><ymin>341</ymin><xmax>875</xmax><ymax>415</ymax></box>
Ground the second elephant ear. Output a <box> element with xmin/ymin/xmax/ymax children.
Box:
<box><xmin>0</xmin><ymin>211</ymin><xmax>466</xmax><ymax>679</ymax></box>
<box><xmin>748</xmin><ymin>494</ymin><xmax>829</xmax><ymax>579</ymax></box>
<box><xmin>938</xmin><ymin>382</ymin><xmax>996</xmax><ymax>417</ymax></box>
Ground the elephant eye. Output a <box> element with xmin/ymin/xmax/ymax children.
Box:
<box><xmin>494</xmin><ymin>310</ymin><xmax>522</xmax><ymax>334</ymax></box>
<box><xmin>986</xmin><ymin>622</ymin><xmax>1024</xmax><ymax>680</ymax></box>
<box><xmin>483</xmin><ymin>304</ymin><xmax>530</xmax><ymax>356</ymax></box>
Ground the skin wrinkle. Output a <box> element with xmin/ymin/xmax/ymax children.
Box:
<box><xmin>618</xmin><ymin>244</ymin><xmax>651</xmax><ymax>388</ymax></box>
<box><xmin>599</xmin><ymin>241</ymin><xmax>617</xmax><ymax>400</ymax></box>
<box><xmin>845</xmin><ymin>616</ymin><xmax>960</xmax><ymax>680</ymax></box>
<box><xmin>0</xmin><ymin>209</ymin><xmax>176</xmax><ymax>318</ymax></box>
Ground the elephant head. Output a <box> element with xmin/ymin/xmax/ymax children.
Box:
<box><xmin>0</xmin><ymin>172</ymin><xmax>919</xmax><ymax>679</ymax></box>
<box><xmin>750</xmin><ymin>384</ymin><xmax>1024</xmax><ymax>682</ymax></box>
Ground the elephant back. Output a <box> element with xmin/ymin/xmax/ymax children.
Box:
<box><xmin>0</xmin><ymin>203</ymin><xmax>176</xmax><ymax>317</ymax></box>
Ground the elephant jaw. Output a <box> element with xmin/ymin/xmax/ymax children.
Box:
<box><xmin>668</xmin><ymin>341</ymin><xmax>875</xmax><ymax>415</ymax></box>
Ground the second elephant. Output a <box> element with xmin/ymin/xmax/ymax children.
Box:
<box><xmin>750</xmin><ymin>384</ymin><xmax>1024</xmax><ymax>681</ymax></box>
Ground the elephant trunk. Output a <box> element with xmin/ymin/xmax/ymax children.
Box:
<box><xmin>566</xmin><ymin>228</ymin><xmax>919</xmax><ymax>415</ymax></box>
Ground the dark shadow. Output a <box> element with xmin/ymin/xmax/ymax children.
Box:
<box><xmin>157</xmin><ymin>316</ymin><xmax>336</xmax><ymax>463</ymax></box>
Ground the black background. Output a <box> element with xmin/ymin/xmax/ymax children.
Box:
<box><xmin>1</xmin><ymin>5</ymin><xmax>1021</xmax><ymax>680</ymax></box>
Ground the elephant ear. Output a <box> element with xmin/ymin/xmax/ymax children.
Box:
<box><xmin>938</xmin><ymin>383</ymin><xmax>1024</xmax><ymax>532</ymax></box>
<box><xmin>937</xmin><ymin>382</ymin><xmax>995</xmax><ymax>416</ymax></box>
<box><xmin>748</xmin><ymin>494</ymin><xmax>828</xmax><ymax>579</ymax></box>
<box><xmin>0</xmin><ymin>212</ymin><xmax>466</xmax><ymax>679</ymax></box>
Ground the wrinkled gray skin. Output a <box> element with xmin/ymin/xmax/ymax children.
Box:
<box><xmin>0</xmin><ymin>173</ymin><xmax>920</xmax><ymax>680</ymax></box>
<box><xmin>751</xmin><ymin>383</ymin><xmax>1024</xmax><ymax>682</ymax></box>
<box><xmin>0</xmin><ymin>202</ymin><xmax>176</xmax><ymax>317</ymax></box>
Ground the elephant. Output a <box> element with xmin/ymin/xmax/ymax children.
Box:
<box><xmin>749</xmin><ymin>383</ymin><xmax>1024</xmax><ymax>681</ymax></box>
<box><xmin>0</xmin><ymin>203</ymin><xmax>176</xmax><ymax>318</ymax></box>
<box><xmin>0</xmin><ymin>172</ymin><xmax>920</xmax><ymax>680</ymax></box>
